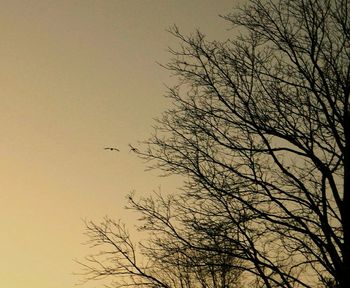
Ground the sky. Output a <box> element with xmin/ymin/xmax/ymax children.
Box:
<box><xmin>0</xmin><ymin>1</ymin><xmax>234</xmax><ymax>287</ymax></box>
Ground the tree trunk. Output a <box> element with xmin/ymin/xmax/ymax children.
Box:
<box><xmin>339</xmin><ymin>113</ymin><xmax>350</xmax><ymax>288</ymax></box>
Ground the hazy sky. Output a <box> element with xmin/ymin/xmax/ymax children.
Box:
<box><xmin>0</xmin><ymin>1</ymin><xmax>234</xmax><ymax>287</ymax></box>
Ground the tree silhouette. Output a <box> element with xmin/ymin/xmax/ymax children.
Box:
<box><xmin>79</xmin><ymin>213</ymin><xmax>242</xmax><ymax>288</ymax></box>
<box><xmin>81</xmin><ymin>0</ymin><xmax>349</xmax><ymax>287</ymax></box>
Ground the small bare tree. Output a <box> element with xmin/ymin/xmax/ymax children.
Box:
<box><xmin>79</xmin><ymin>207</ymin><xmax>242</xmax><ymax>288</ymax></box>
<box><xmin>80</xmin><ymin>0</ymin><xmax>349</xmax><ymax>287</ymax></box>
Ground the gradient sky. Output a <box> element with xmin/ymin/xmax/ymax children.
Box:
<box><xmin>0</xmin><ymin>1</ymin><xmax>234</xmax><ymax>287</ymax></box>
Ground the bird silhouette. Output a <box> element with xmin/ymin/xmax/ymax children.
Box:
<box><xmin>104</xmin><ymin>147</ymin><xmax>120</xmax><ymax>151</ymax></box>
<box><xmin>128</xmin><ymin>144</ymin><xmax>139</xmax><ymax>153</ymax></box>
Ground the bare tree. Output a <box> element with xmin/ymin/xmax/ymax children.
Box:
<box><xmin>81</xmin><ymin>0</ymin><xmax>349</xmax><ymax>287</ymax></box>
<box><xmin>79</xmin><ymin>210</ymin><xmax>242</xmax><ymax>288</ymax></box>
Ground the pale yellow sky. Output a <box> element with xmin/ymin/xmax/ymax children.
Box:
<box><xmin>0</xmin><ymin>1</ymin><xmax>234</xmax><ymax>287</ymax></box>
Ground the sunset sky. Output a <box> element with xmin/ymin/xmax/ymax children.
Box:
<box><xmin>0</xmin><ymin>1</ymin><xmax>234</xmax><ymax>287</ymax></box>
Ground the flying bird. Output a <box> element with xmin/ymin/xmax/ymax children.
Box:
<box><xmin>128</xmin><ymin>144</ymin><xmax>139</xmax><ymax>153</ymax></box>
<box><xmin>104</xmin><ymin>147</ymin><xmax>120</xmax><ymax>151</ymax></box>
